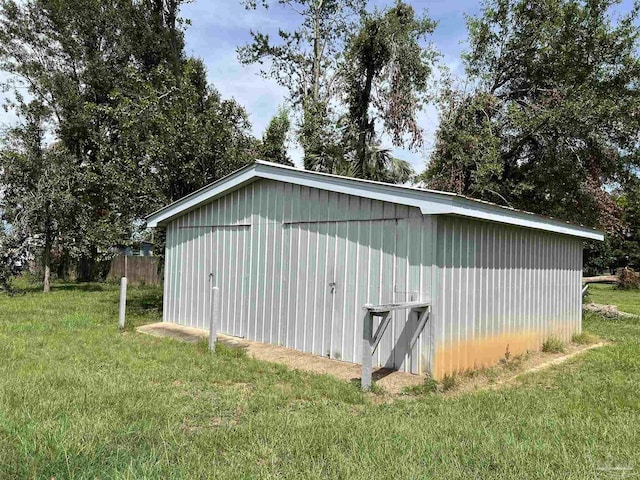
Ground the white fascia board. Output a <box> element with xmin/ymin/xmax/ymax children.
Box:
<box><xmin>254</xmin><ymin>162</ymin><xmax>454</xmax><ymax>212</ymax></box>
<box><xmin>146</xmin><ymin>160</ymin><xmax>604</xmax><ymax>241</ymax></box>
<box><xmin>145</xmin><ymin>164</ymin><xmax>257</xmax><ymax>227</ymax></box>
<box><xmin>441</xmin><ymin>198</ymin><xmax>604</xmax><ymax>241</ymax></box>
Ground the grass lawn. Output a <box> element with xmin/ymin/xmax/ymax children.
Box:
<box><xmin>1</xmin><ymin>282</ymin><xmax>640</xmax><ymax>479</ymax></box>
<box><xmin>587</xmin><ymin>283</ymin><xmax>640</xmax><ymax>316</ymax></box>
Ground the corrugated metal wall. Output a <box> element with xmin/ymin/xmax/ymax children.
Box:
<box><xmin>164</xmin><ymin>179</ymin><xmax>436</xmax><ymax>374</ymax></box>
<box><xmin>163</xmin><ymin>180</ymin><xmax>585</xmax><ymax>379</ymax></box>
<box><xmin>432</xmin><ymin>216</ymin><xmax>583</xmax><ymax>378</ymax></box>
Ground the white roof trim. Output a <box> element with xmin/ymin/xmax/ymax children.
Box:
<box><xmin>146</xmin><ymin>161</ymin><xmax>604</xmax><ymax>241</ymax></box>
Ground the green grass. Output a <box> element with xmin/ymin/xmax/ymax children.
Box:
<box><xmin>587</xmin><ymin>283</ymin><xmax>640</xmax><ymax>315</ymax></box>
<box><xmin>571</xmin><ymin>331</ymin><xmax>599</xmax><ymax>345</ymax></box>
<box><xmin>541</xmin><ymin>335</ymin><xmax>566</xmax><ymax>353</ymax></box>
<box><xmin>1</xmin><ymin>283</ymin><xmax>640</xmax><ymax>478</ymax></box>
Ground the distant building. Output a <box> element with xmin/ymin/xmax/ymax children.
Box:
<box><xmin>116</xmin><ymin>241</ymin><xmax>154</xmax><ymax>257</ymax></box>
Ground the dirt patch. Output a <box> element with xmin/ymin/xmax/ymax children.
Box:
<box><xmin>447</xmin><ymin>341</ymin><xmax>607</xmax><ymax>396</ymax></box>
<box><xmin>136</xmin><ymin>322</ymin><xmax>424</xmax><ymax>395</ymax></box>
<box><xmin>137</xmin><ymin>322</ymin><xmax>209</xmax><ymax>343</ymax></box>
<box><xmin>136</xmin><ymin>322</ymin><xmax>607</xmax><ymax>398</ymax></box>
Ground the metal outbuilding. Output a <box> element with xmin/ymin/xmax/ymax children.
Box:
<box><xmin>146</xmin><ymin>161</ymin><xmax>603</xmax><ymax>379</ymax></box>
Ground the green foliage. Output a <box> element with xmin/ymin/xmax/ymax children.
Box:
<box><xmin>424</xmin><ymin>0</ymin><xmax>640</xmax><ymax>234</ymax></box>
<box><xmin>240</xmin><ymin>1</ymin><xmax>436</xmax><ymax>182</ymax></box>
<box><xmin>260</xmin><ymin>107</ymin><xmax>292</xmax><ymax>165</ymax></box>
<box><xmin>0</xmin><ymin>0</ymin><xmax>258</xmax><ymax>278</ymax></box>
<box><xmin>0</xmin><ymin>101</ymin><xmax>81</xmax><ymax>290</ymax></box>
<box><xmin>104</xmin><ymin>58</ymin><xmax>258</xmax><ymax>207</ymax></box>
<box><xmin>403</xmin><ymin>377</ymin><xmax>439</xmax><ymax>395</ymax></box>
<box><xmin>571</xmin><ymin>331</ymin><xmax>599</xmax><ymax>345</ymax></box>
<box><xmin>542</xmin><ymin>336</ymin><xmax>566</xmax><ymax>353</ymax></box>
<box><xmin>0</xmin><ymin>225</ymin><xmax>25</xmax><ymax>292</ymax></box>
<box><xmin>583</xmin><ymin>238</ymin><xmax>616</xmax><ymax>276</ymax></box>
<box><xmin>342</xmin><ymin>1</ymin><xmax>437</xmax><ymax>182</ymax></box>
<box><xmin>239</xmin><ymin>0</ymin><xmax>365</xmax><ymax>172</ymax></box>
<box><xmin>611</xmin><ymin>180</ymin><xmax>640</xmax><ymax>270</ymax></box>
<box><xmin>441</xmin><ymin>373</ymin><xmax>457</xmax><ymax>391</ymax></box>
<box><xmin>300</xmin><ymin>99</ymin><xmax>345</xmax><ymax>173</ymax></box>
<box><xmin>421</xmin><ymin>90</ymin><xmax>503</xmax><ymax>201</ymax></box>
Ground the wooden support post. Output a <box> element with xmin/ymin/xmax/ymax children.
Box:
<box><xmin>410</xmin><ymin>307</ymin><xmax>430</xmax><ymax>349</ymax></box>
<box><xmin>361</xmin><ymin>301</ymin><xmax>431</xmax><ymax>391</ymax></box>
<box><xmin>118</xmin><ymin>277</ymin><xmax>127</xmax><ymax>330</ymax></box>
<box><xmin>209</xmin><ymin>286</ymin><xmax>220</xmax><ymax>351</ymax></box>
<box><xmin>371</xmin><ymin>311</ymin><xmax>392</xmax><ymax>354</ymax></box>
<box><xmin>362</xmin><ymin>309</ymin><xmax>373</xmax><ymax>391</ymax></box>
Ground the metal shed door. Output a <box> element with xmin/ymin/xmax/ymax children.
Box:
<box><xmin>280</xmin><ymin>217</ymin><xmax>420</xmax><ymax>370</ymax></box>
<box><xmin>281</xmin><ymin>222</ymin><xmax>336</xmax><ymax>354</ymax></box>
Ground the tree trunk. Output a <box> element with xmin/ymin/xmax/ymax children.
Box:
<box><xmin>356</xmin><ymin>65</ymin><xmax>375</xmax><ymax>178</ymax></box>
<box><xmin>43</xmin><ymin>235</ymin><xmax>51</xmax><ymax>293</ymax></box>
<box><xmin>312</xmin><ymin>0</ymin><xmax>323</xmax><ymax>104</ymax></box>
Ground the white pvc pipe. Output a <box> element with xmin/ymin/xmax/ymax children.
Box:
<box><xmin>119</xmin><ymin>277</ymin><xmax>127</xmax><ymax>329</ymax></box>
<box><xmin>209</xmin><ymin>286</ymin><xmax>220</xmax><ymax>351</ymax></box>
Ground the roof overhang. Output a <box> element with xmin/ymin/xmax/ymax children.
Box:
<box><xmin>145</xmin><ymin>161</ymin><xmax>604</xmax><ymax>241</ymax></box>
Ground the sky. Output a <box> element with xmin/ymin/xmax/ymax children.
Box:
<box><xmin>179</xmin><ymin>0</ymin><xmax>483</xmax><ymax>172</ymax></box>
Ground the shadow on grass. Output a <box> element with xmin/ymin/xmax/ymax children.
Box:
<box><xmin>122</xmin><ymin>286</ymin><xmax>164</xmax><ymax>330</ymax></box>
<box><xmin>52</xmin><ymin>283</ymin><xmax>105</xmax><ymax>292</ymax></box>
<box><xmin>127</xmin><ymin>289</ymin><xmax>163</xmax><ymax>314</ymax></box>
<box><xmin>4</xmin><ymin>281</ymin><xmax>106</xmax><ymax>295</ymax></box>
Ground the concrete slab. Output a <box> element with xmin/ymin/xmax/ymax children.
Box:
<box><xmin>136</xmin><ymin>322</ymin><xmax>425</xmax><ymax>394</ymax></box>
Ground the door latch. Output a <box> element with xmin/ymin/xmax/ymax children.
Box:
<box><xmin>329</xmin><ymin>282</ymin><xmax>336</xmax><ymax>294</ymax></box>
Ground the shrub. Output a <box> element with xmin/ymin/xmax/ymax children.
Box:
<box><xmin>542</xmin><ymin>336</ymin><xmax>565</xmax><ymax>353</ymax></box>
<box><xmin>0</xmin><ymin>228</ymin><xmax>26</xmax><ymax>293</ymax></box>
<box><xmin>441</xmin><ymin>373</ymin><xmax>457</xmax><ymax>392</ymax></box>
<box><xmin>571</xmin><ymin>331</ymin><xmax>599</xmax><ymax>345</ymax></box>
<box><xmin>618</xmin><ymin>267</ymin><xmax>640</xmax><ymax>290</ymax></box>
<box><xmin>404</xmin><ymin>378</ymin><xmax>438</xmax><ymax>395</ymax></box>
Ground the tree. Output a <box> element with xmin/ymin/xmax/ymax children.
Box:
<box><xmin>343</xmin><ymin>1</ymin><xmax>437</xmax><ymax>182</ymax></box>
<box><xmin>260</xmin><ymin>107</ymin><xmax>292</xmax><ymax>165</ymax></box>
<box><xmin>610</xmin><ymin>179</ymin><xmax>640</xmax><ymax>270</ymax></box>
<box><xmin>238</xmin><ymin>0</ymin><xmax>365</xmax><ymax>171</ymax></box>
<box><xmin>423</xmin><ymin>0</ymin><xmax>640</xmax><ymax>233</ymax></box>
<box><xmin>421</xmin><ymin>87</ymin><xmax>505</xmax><ymax>202</ymax></box>
<box><xmin>0</xmin><ymin>0</ymin><xmax>192</xmax><ymax>275</ymax></box>
<box><xmin>0</xmin><ymin>224</ymin><xmax>25</xmax><ymax>292</ymax></box>
<box><xmin>105</xmin><ymin>59</ymin><xmax>258</xmax><ymax>209</ymax></box>
<box><xmin>0</xmin><ymin>0</ymin><xmax>258</xmax><ymax>279</ymax></box>
<box><xmin>0</xmin><ymin>102</ymin><xmax>80</xmax><ymax>292</ymax></box>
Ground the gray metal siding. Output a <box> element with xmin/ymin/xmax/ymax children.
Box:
<box><xmin>164</xmin><ymin>179</ymin><xmax>436</xmax><ymax>374</ymax></box>
<box><xmin>432</xmin><ymin>216</ymin><xmax>583</xmax><ymax>378</ymax></box>
<box><xmin>163</xmin><ymin>181</ymin><xmax>585</xmax><ymax>379</ymax></box>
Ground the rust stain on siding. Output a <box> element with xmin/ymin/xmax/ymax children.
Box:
<box><xmin>432</xmin><ymin>325</ymin><xmax>575</xmax><ymax>379</ymax></box>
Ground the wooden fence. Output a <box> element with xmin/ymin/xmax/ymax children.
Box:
<box><xmin>108</xmin><ymin>255</ymin><xmax>161</xmax><ymax>285</ymax></box>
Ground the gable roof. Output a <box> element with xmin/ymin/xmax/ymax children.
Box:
<box><xmin>146</xmin><ymin>160</ymin><xmax>604</xmax><ymax>241</ymax></box>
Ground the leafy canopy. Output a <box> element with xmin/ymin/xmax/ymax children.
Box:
<box><xmin>0</xmin><ymin>0</ymin><xmax>258</xmax><ymax>281</ymax></box>
<box><xmin>260</xmin><ymin>107</ymin><xmax>293</xmax><ymax>165</ymax></box>
<box><xmin>424</xmin><ymin>0</ymin><xmax>640</xmax><ymax>232</ymax></box>
<box><xmin>238</xmin><ymin>0</ymin><xmax>365</xmax><ymax>171</ymax></box>
<box><xmin>343</xmin><ymin>1</ymin><xmax>437</xmax><ymax>182</ymax></box>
